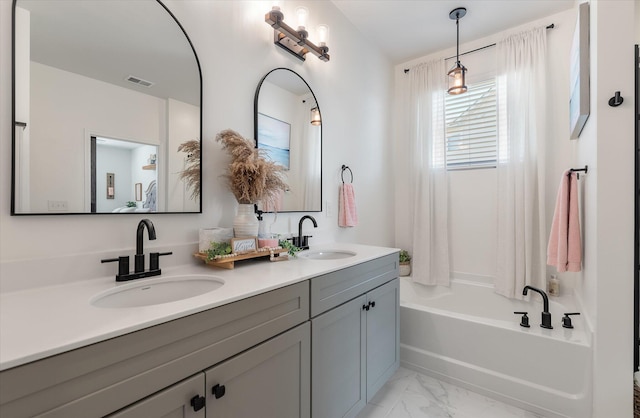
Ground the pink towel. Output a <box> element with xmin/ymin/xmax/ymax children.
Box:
<box><xmin>547</xmin><ymin>170</ymin><xmax>582</xmax><ymax>272</ymax></box>
<box><xmin>339</xmin><ymin>183</ymin><xmax>358</xmax><ymax>227</ymax></box>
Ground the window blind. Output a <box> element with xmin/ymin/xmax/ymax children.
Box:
<box><xmin>445</xmin><ymin>78</ymin><xmax>497</xmax><ymax>169</ymax></box>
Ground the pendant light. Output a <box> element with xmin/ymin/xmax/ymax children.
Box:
<box><xmin>310</xmin><ymin>107</ymin><xmax>321</xmax><ymax>126</ymax></box>
<box><xmin>448</xmin><ymin>7</ymin><xmax>467</xmax><ymax>95</ymax></box>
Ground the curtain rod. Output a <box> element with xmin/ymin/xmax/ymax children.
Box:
<box><xmin>404</xmin><ymin>23</ymin><xmax>554</xmax><ymax>73</ymax></box>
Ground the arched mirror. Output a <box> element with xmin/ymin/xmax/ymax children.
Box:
<box><xmin>254</xmin><ymin>68</ymin><xmax>322</xmax><ymax>213</ymax></box>
<box><xmin>11</xmin><ymin>0</ymin><xmax>202</xmax><ymax>214</ymax></box>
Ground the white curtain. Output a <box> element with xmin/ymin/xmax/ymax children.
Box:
<box><xmin>402</xmin><ymin>59</ymin><xmax>450</xmax><ymax>286</ymax></box>
<box><xmin>495</xmin><ymin>27</ymin><xmax>547</xmax><ymax>298</ymax></box>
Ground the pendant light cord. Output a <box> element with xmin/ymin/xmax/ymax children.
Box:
<box><xmin>455</xmin><ymin>14</ymin><xmax>460</xmax><ymax>65</ymax></box>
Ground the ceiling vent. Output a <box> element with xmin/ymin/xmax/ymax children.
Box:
<box><xmin>126</xmin><ymin>75</ymin><xmax>154</xmax><ymax>88</ymax></box>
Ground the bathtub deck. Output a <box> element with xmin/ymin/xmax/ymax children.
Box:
<box><xmin>356</xmin><ymin>367</ymin><xmax>545</xmax><ymax>418</ymax></box>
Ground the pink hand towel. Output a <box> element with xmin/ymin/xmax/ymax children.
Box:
<box><xmin>339</xmin><ymin>183</ymin><xmax>358</xmax><ymax>227</ymax></box>
<box><xmin>547</xmin><ymin>170</ymin><xmax>582</xmax><ymax>272</ymax></box>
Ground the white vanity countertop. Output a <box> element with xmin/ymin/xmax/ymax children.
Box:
<box><xmin>0</xmin><ymin>243</ymin><xmax>398</xmax><ymax>371</ymax></box>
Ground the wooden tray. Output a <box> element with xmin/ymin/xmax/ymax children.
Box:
<box><xmin>194</xmin><ymin>247</ymin><xmax>289</xmax><ymax>270</ymax></box>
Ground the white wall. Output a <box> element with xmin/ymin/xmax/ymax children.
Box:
<box><xmin>575</xmin><ymin>2</ymin><xmax>636</xmax><ymax>417</ymax></box>
<box><xmin>0</xmin><ymin>1</ymin><xmax>394</xmax><ymax>269</ymax></box>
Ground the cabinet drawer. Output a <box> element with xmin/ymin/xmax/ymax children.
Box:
<box><xmin>0</xmin><ymin>281</ymin><xmax>309</xmax><ymax>418</ymax></box>
<box><xmin>310</xmin><ymin>253</ymin><xmax>398</xmax><ymax>317</ymax></box>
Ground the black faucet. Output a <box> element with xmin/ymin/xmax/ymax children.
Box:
<box><xmin>522</xmin><ymin>286</ymin><xmax>553</xmax><ymax>329</ymax></box>
<box><xmin>101</xmin><ymin>219</ymin><xmax>172</xmax><ymax>281</ymax></box>
<box><xmin>293</xmin><ymin>215</ymin><xmax>317</xmax><ymax>250</ymax></box>
<box><xmin>135</xmin><ymin>219</ymin><xmax>156</xmax><ymax>273</ymax></box>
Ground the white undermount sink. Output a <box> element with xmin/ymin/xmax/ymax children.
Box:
<box><xmin>91</xmin><ymin>275</ymin><xmax>225</xmax><ymax>308</ymax></box>
<box><xmin>299</xmin><ymin>250</ymin><xmax>357</xmax><ymax>260</ymax></box>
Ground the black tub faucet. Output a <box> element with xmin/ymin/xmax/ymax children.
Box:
<box><xmin>522</xmin><ymin>285</ymin><xmax>553</xmax><ymax>329</ymax></box>
<box><xmin>294</xmin><ymin>215</ymin><xmax>317</xmax><ymax>250</ymax></box>
<box><xmin>135</xmin><ymin>219</ymin><xmax>156</xmax><ymax>273</ymax></box>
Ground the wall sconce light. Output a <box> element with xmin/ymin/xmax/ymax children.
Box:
<box><xmin>265</xmin><ymin>5</ymin><xmax>330</xmax><ymax>62</ymax></box>
<box><xmin>447</xmin><ymin>7</ymin><xmax>467</xmax><ymax>95</ymax></box>
<box><xmin>310</xmin><ymin>107</ymin><xmax>321</xmax><ymax>125</ymax></box>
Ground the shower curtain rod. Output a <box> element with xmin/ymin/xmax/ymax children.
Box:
<box><xmin>404</xmin><ymin>23</ymin><xmax>555</xmax><ymax>73</ymax></box>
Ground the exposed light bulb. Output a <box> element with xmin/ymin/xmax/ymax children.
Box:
<box><xmin>317</xmin><ymin>24</ymin><xmax>329</xmax><ymax>46</ymax></box>
<box><xmin>295</xmin><ymin>6</ymin><xmax>309</xmax><ymax>30</ymax></box>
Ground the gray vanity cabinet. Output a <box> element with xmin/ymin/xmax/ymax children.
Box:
<box><xmin>0</xmin><ymin>252</ymin><xmax>399</xmax><ymax>418</ymax></box>
<box><xmin>0</xmin><ymin>281</ymin><xmax>309</xmax><ymax>418</ymax></box>
<box><xmin>109</xmin><ymin>322</ymin><xmax>310</xmax><ymax>418</ymax></box>
<box><xmin>205</xmin><ymin>322</ymin><xmax>310</xmax><ymax>418</ymax></box>
<box><xmin>310</xmin><ymin>254</ymin><xmax>399</xmax><ymax>418</ymax></box>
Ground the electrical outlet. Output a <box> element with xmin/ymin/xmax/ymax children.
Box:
<box><xmin>47</xmin><ymin>200</ymin><xmax>68</xmax><ymax>211</ymax></box>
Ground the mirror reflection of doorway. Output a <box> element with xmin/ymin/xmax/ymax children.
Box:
<box><xmin>90</xmin><ymin>136</ymin><xmax>158</xmax><ymax>213</ymax></box>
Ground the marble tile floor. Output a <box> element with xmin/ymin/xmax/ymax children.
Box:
<box><xmin>356</xmin><ymin>367</ymin><xmax>545</xmax><ymax>418</ymax></box>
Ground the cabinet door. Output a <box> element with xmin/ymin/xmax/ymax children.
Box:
<box><xmin>107</xmin><ymin>373</ymin><xmax>205</xmax><ymax>418</ymax></box>
<box><xmin>366</xmin><ymin>278</ymin><xmax>400</xmax><ymax>401</ymax></box>
<box><xmin>311</xmin><ymin>295</ymin><xmax>367</xmax><ymax>418</ymax></box>
<box><xmin>205</xmin><ymin>322</ymin><xmax>310</xmax><ymax>418</ymax></box>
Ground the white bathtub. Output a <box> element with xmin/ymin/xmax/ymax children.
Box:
<box><xmin>399</xmin><ymin>277</ymin><xmax>591</xmax><ymax>418</ymax></box>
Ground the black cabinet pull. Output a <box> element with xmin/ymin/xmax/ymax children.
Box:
<box><xmin>190</xmin><ymin>395</ymin><xmax>205</xmax><ymax>411</ymax></box>
<box><xmin>212</xmin><ymin>383</ymin><xmax>226</xmax><ymax>399</ymax></box>
<box><xmin>363</xmin><ymin>301</ymin><xmax>376</xmax><ymax>311</ymax></box>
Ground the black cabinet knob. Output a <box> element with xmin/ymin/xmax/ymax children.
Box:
<box><xmin>370</xmin><ymin>301</ymin><xmax>375</xmax><ymax>309</ymax></box>
<box><xmin>190</xmin><ymin>395</ymin><xmax>205</xmax><ymax>411</ymax></box>
<box><xmin>212</xmin><ymin>383</ymin><xmax>226</xmax><ymax>399</ymax></box>
<box><xmin>362</xmin><ymin>304</ymin><xmax>369</xmax><ymax>311</ymax></box>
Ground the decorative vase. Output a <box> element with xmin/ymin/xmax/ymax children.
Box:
<box><xmin>399</xmin><ymin>262</ymin><xmax>411</xmax><ymax>277</ymax></box>
<box><xmin>233</xmin><ymin>203</ymin><xmax>259</xmax><ymax>237</ymax></box>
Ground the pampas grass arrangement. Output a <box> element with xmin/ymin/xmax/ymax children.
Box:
<box><xmin>215</xmin><ymin>129</ymin><xmax>288</xmax><ymax>207</ymax></box>
<box><xmin>177</xmin><ymin>140</ymin><xmax>201</xmax><ymax>200</ymax></box>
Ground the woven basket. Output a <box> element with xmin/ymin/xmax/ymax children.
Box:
<box><xmin>634</xmin><ymin>381</ymin><xmax>640</xmax><ymax>418</ymax></box>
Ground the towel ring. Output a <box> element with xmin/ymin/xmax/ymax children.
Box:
<box><xmin>569</xmin><ymin>165</ymin><xmax>588</xmax><ymax>180</ymax></box>
<box><xmin>341</xmin><ymin>165</ymin><xmax>353</xmax><ymax>184</ymax></box>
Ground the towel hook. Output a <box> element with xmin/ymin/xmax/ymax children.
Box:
<box><xmin>608</xmin><ymin>91</ymin><xmax>623</xmax><ymax>107</ymax></box>
<box><xmin>341</xmin><ymin>165</ymin><xmax>353</xmax><ymax>184</ymax></box>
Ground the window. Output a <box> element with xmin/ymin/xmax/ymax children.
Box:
<box><xmin>445</xmin><ymin>78</ymin><xmax>497</xmax><ymax>169</ymax></box>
